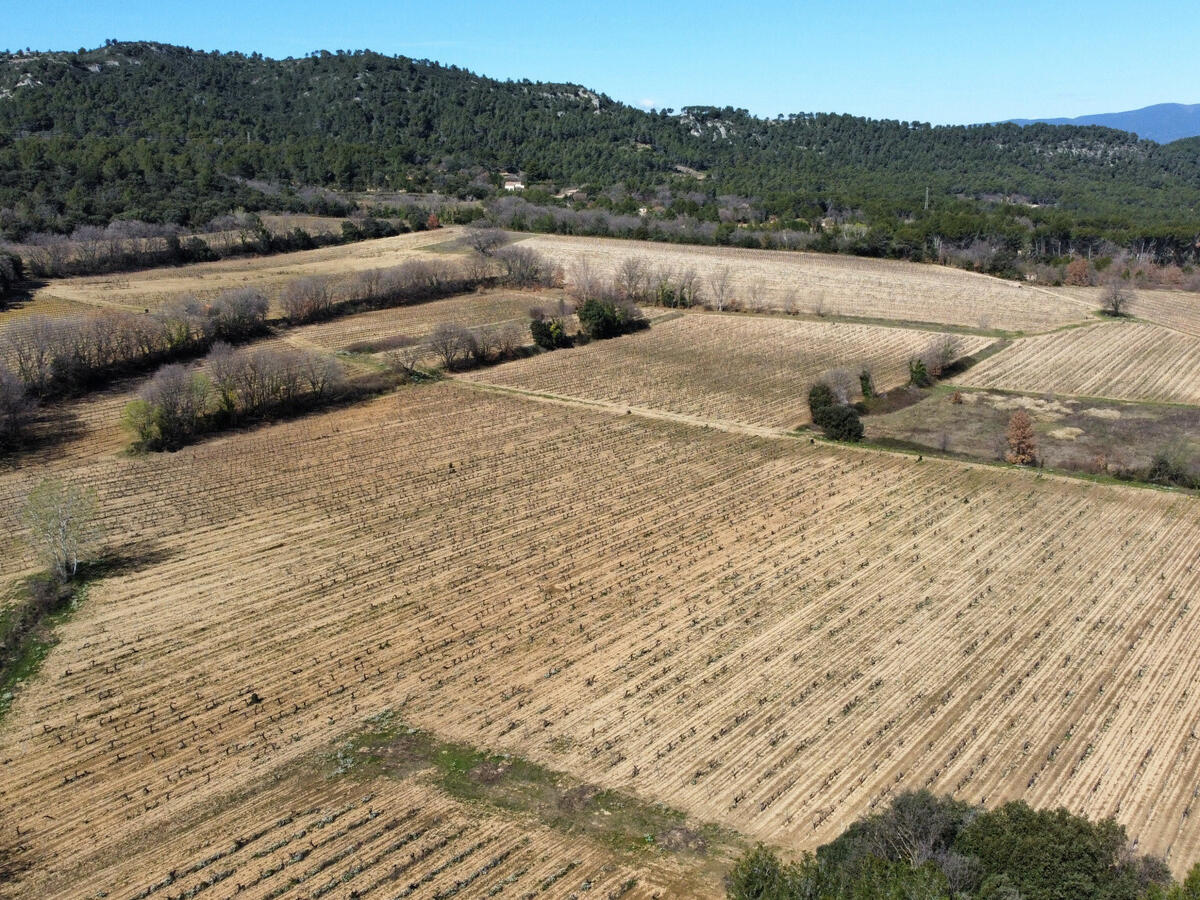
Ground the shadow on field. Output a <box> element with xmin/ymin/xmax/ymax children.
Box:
<box><xmin>78</xmin><ymin>542</ymin><xmax>178</xmax><ymax>582</ymax></box>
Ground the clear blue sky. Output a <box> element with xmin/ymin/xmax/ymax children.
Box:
<box><xmin>7</xmin><ymin>0</ymin><xmax>1199</xmax><ymax>124</ymax></box>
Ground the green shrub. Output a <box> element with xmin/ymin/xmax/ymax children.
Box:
<box><xmin>908</xmin><ymin>357</ymin><xmax>932</xmax><ymax>387</ymax></box>
<box><xmin>576</xmin><ymin>297</ymin><xmax>647</xmax><ymax>340</ymax></box>
<box><xmin>809</xmin><ymin>382</ymin><xmax>836</xmax><ymax>424</ymax></box>
<box><xmin>1146</xmin><ymin>450</ymin><xmax>1196</xmax><ymax>489</ymax></box>
<box><xmin>955</xmin><ymin>800</ymin><xmax>1168</xmax><ymax>900</ymax></box>
<box><xmin>820</xmin><ymin>405</ymin><xmax>864</xmax><ymax>442</ymax></box>
<box><xmin>725</xmin><ymin>845</ymin><xmax>805</xmax><ymax>900</ymax></box>
<box><xmin>530</xmin><ymin>317</ymin><xmax>570</xmax><ymax>350</ymax></box>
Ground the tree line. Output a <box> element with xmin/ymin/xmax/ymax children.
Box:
<box><xmin>0</xmin><ymin>243</ymin><xmax>566</xmax><ymax>452</ymax></box>
<box><xmin>3</xmin><ymin>42</ymin><xmax>1199</xmax><ymax>272</ymax></box>
<box><xmin>123</xmin><ymin>343</ymin><xmax>350</xmax><ymax>450</ymax></box>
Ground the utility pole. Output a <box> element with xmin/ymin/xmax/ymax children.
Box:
<box><xmin>924</xmin><ymin>186</ymin><xmax>930</xmax><ymax>211</ymax></box>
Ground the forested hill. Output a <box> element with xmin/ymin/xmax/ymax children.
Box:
<box><xmin>2</xmin><ymin>41</ymin><xmax>1200</xmax><ymax>255</ymax></box>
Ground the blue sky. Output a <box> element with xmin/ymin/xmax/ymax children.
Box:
<box><xmin>7</xmin><ymin>0</ymin><xmax>1199</xmax><ymax>124</ymax></box>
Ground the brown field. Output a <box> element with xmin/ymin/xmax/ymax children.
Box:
<box><xmin>64</xmin><ymin>766</ymin><xmax>686</xmax><ymax>900</ymax></box>
<box><xmin>14</xmin><ymin>227</ymin><xmax>465</xmax><ymax>319</ymax></box>
<box><xmin>518</xmin><ymin>233</ymin><xmax>1095</xmax><ymax>333</ymax></box>
<box><xmin>954</xmin><ymin>320</ymin><xmax>1200</xmax><ymax>404</ymax></box>
<box><xmin>4</xmin><ymin>383</ymin><xmax>1200</xmax><ymax>895</ymax></box>
<box><xmin>279</xmin><ymin>289</ymin><xmax>546</xmax><ymax>355</ymax></box>
<box><xmin>466</xmin><ymin>312</ymin><xmax>994</xmax><ymax>429</ymax></box>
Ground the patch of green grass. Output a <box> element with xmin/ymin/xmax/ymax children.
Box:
<box><xmin>0</xmin><ymin>580</ymin><xmax>87</xmax><ymax>722</ymax></box>
<box><xmin>329</xmin><ymin>711</ymin><xmax>743</xmax><ymax>866</ymax></box>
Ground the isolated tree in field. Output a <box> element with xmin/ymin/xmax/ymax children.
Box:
<box><xmin>23</xmin><ymin>478</ymin><xmax>97</xmax><ymax>582</ymax></box>
<box><xmin>1102</xmin><ymin>279</ymin><xmax>1133</xmax><ymax>316</ymax></box>
<box><xmin>1005</xmin><ymin>410</ymin><xmax>1037</xmax><ymax>465</ymax></box>
<box><xmin>464</xmin><ymin>226</ymin><xmax>506</xmax><ymax>257</ymax></box>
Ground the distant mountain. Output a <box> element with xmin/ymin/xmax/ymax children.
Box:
<box><xmin>1008</xmin><ymin>103</ymin><xmax>1200</xmax><ymax>144</ymax></box>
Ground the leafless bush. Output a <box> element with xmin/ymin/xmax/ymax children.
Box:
<box><xmin>822</xmin><ymin>367</ymin><xmax>857</xmax><ymax>404</ymax></box>
<box><xmin>23</xmin><ymin>233</ymin><xmax>72</xmax><ymax>278</ymax></box>
<box><xmin>464</xmin><ymin>226</ymin><xmax>507</xmax><ymax>257</ymax></box>
<box><xmin>206</xmin><ymin>288</ymin><xmax>269</xmax><ymax>341</ymax></box>
<box><xmin>0</xmin><ymin>365</ymin><xmax>31</xmax><ymax>445</ymax></box>
<box><xmin>616</xmin><ymin>257</ymin><xmax>649</xmax><ymax>303</ymax></box>
<box><xmin>280</xmin><ymin>276</ymin><xmax>336</xmax><ymax>322</ymax></box>
<box><xmin>429</xmin><ymin>322</ymin><xmax>470</xmax><ymax>370</ymax></box>
<box><xmin>921</xmin><ymin>334</ymin><xmax>963</xmax><ymax>378</ymax></box>
<box><xmin>3</xmin><ymin>316</ymin><xmax>57</xmax><ymax>393</ymax></box>
<box><xmin>496</xmin><ymin>321</ymin><xmax>527</xmax><ymax>357</ymax></box>
<box><xmin>707</xmin><ymin>266</ymin><xmax>732</xmax><ymax>311</ymax></box>
<box><xmin>1102</xmin><ymin>279</ymin><xmax>1134</xmax><ymax>316</ymax></box>
<box><xmin>495</xmin><ymin>246</ymin><xmax>558</xmax><ymax>287</ymax></box>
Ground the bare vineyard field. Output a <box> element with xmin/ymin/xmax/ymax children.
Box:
<box><xmin>66</xmin><ymin>769</ymin><xmax>683</xmax><ymax>900</ymax></box>
<box><xmin>4</xmin><ymin>385</ymin><xmax>1200</xmax><ymax>894</ymax></box>
<box><xmin>467</xmin><ymin>312</ymin><xmax>993</xmax><ymax>428</ymax></box>
<box><xmin>279</xmin><ymin>290</ymin><xmax>547</xmax><ymax>355</ymax></box>
<box><xmin>0</xmin><ymin>294</ymin><xmax>99</xmax><ymax>330</ymax></box>
<box><xmin>955</xmin><ymin>320</ymin><xmax>1200</xmax><ymax>404</ymax></box>
<box><xmin>17</xmin><ymin>227</ymin><xmax>465</xmax><ymax>318</ymax></box>
<box><xmin>1056</xmin><ymin>286</ymin><xmax>1200</xmax><ymax>338</ymax></box>
<box><xmin>519</xmin><ymin>233</ymin><xmax>1095</xmax><ymax>333</ymax></box>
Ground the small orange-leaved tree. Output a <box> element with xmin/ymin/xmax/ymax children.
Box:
<box><xmin>1005</xmin><ymin>410</ymin><xmax>1037</xmax><ymax>465</ymax></box>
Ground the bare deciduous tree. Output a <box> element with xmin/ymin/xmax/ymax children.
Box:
<box><xmin>429</xmin><ymin>323</ymin><xmax>468</xmax><ymax>370</ymax></box>
<box><xmin>464</xmin><ymin>226</ymin><xmax>506</xmax><ymax>257</ymax></box>
<box><xmin>23</xmin><ymin>478</ymin><xmax>98</xmax><ymax>581</ymax></box>
<box><xmin>707</xmin><ymin>266</ymin><xmax>732</xmax><ymax>312</ymax></box>
<box><xmin>616</xmin><ymin>257</ymin><xmax>648</xmax><ymax>303</ymax></box>
<box><xmin>280</xmin><ymin>276</ymin><xmax>336</xmax><ymax>323</ymax></box>
<box><xmin>922</xmin><ymin>334</ymin><xmax>963</xmax><ymax>379</ymax></box>
<box><xmin>0</xmin><ymin>365</ymin><xmax>31</xmax><ymax>444</ymax></box>
<box><xmin>569</xmin><ymin>258</ymin><xmax>600</xmax><ymax>301</ymax></box>
<box><xmin>821</xmin><ymin>367</ymin><xmax>857</xmax><ymax>404</ymax></box>
<box><xmin>495</xmin><ymin>246</ymin><xmax>555</xmax><ymax>287</ymax></box>
<box><xmin>496</xmin><ymin>321</ymin><xmax>526</xmax><ymax>358</ymax></box>
<box><xmin>1102</xmin><ymin>279</ymin><xmax>1134</xmax><ymax>317</ymax></box>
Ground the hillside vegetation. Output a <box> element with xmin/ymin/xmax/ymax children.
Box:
<box><xmin>2</xmin><ymin>42</ymin><xmax>1200</xmax><ymax>264</ymax></box>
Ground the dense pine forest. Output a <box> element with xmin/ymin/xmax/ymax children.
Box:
<box><xmin>3</xmin><ymin>41</ymin><xmax>1200</xmax><ymax>266</ymax></box>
